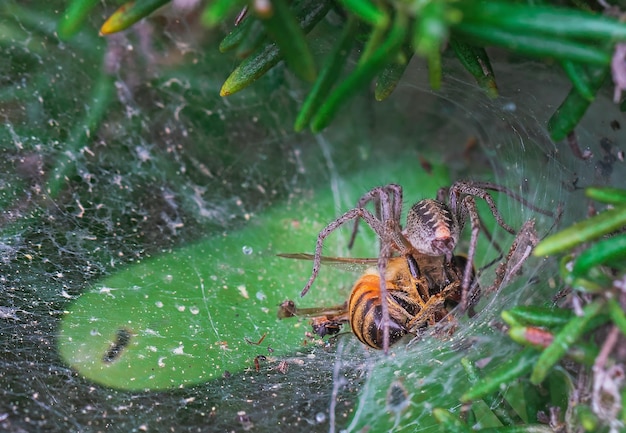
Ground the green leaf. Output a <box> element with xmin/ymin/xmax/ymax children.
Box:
<box><xmin>218</xmin><ymin>14</ymin><xmax>255</xmax><ymax>53</ymax></box>
<box><xmin>337</xmin><ymin>0</ymin><xmax>388</xmax><ymax>28</ymax></box>
<box><xmin>608</xmin><ymin>298</ymin><xmax>626</xmax><ymax>337</ymax></box>
<box><xmin>413</xmin><ymin>0</ymin><xmax>448</xmax><ymax>58</ymax></box>
<box><xmin>585</xmin><ymin>187</ymin><xmax>626</xmax><ymax>204</ymax></box>
<box><xmin>572</xmin><ymin>232</ymin><xmax>626</xmax><ymax>277</ymax></box>
<box><xmin>220</xmin><ymin>0</ymin><xmax>331</xmax><ymax>96</ymax></box>
<box><xmin>449</xmin><ymin>38</ymin><xmax>497</xmax><ymax>98</ymax></box>
<box><xmin>560</xmin><ymin>61</ymin><xmax>595</xmax><ymax>102</ymax></box>
<box><xmin>530</xmin><ymin>300</ymin><xmax>604</xmax><ymax>384</ymax></box>
<box><xmin>295</xmin><ymin>15</ymin><xmax>358</xmax><ymax>131</ymax></box>
<box><xmin>256</xmin><ymin>0</ymin><xmax>317</xmax><ymax>82</ymax></box>
<box><xmin>460</xmin><ymin>1</ymin><xmax>626</xmax><ymax>41</ymax></box>
<box><xmin>201</xmin><ymin>0</ymin><xmax>244</xmax><ymax>28</ymax></box>
<box><xmin>310</xmin><ymin>13</ymin><xmax>408</xmax><ymax>132</ymax></box>
<box><xmin>58</xmin><ymin>0</ymin><xmax>100</xmax><ymax>39</ymax></box>
<box><xmin>100</xmin><ymin>0</ymin><xmax>171</xmax><ymax>35</ymax></box>
<box><xmin>374</xmin><ymin>44</ymin><xmax>413</xmax><ymax>101</ymax></box>
<box><xmin>461</xmin><ymin>348</ymin><xmax>539</xmax><ymax>402</ymax></box>
<box><xmin>220</xmin><ymin>42</ymin><xmax>281</xmax><ymax>96</ymax></box>
<box><xmin>534</xmin><ymin>204</ymin><xmax>626</xmax><ymax>256</ymax></box>
<box><xmin>453</xmin><ymin>23</ymin><xmax>611</xmax><ymax>66</ymax></box>
<box><xmin>547</xmin><ymin>64</ymin><xmax>609</xmax><ymax>141</ymax></box>
<box><xmin>502</xmin><ymin>306</ymin><xmax>573</xmax><ymax>328</ymax></box>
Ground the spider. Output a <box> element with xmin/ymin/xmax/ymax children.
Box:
<box><xmin>298</xmin><ymin>181</ymin><xmax>552</xmax><ymax>352</ymax></box>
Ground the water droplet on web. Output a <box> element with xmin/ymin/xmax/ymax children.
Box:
<box><xmin>315</xmin><ymin>412</ymin><xmax>326</xmax><ymax>423</ymax></box>
<box><xmin>242</xmin><ymin>245</ymin><xmax>253</xmax><ymax>255</ymax></box>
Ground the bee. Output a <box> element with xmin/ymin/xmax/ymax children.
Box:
<box><xmin>278</xmin><ymin>253</ymin><xmax>474</xmax><ymax>349</ymax></box>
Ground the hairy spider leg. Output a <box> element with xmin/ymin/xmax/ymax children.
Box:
<box><xmin>377</xmin><ymin>238</ymin><xmax>392</xmax><ymax>352</ymax></box>
<box><xmin>347</xmin><ymin>184</ymin><xmax>403</xmax><ymax>249</ymax></box>
<box><xmin>448</xmin><ymin>182</ymin><xmax>516</xmax><ymax>235</ymax></box>
<box><xmin>300</xmin><ymin>206</ymin><xmax>386</xmax><ymax>297</ymax></box>
<box><xmin>459</xmin><ymin>195</ymin><xmax>483</xmax><ymax>310</ymax></box>
<box><xmin>469</xmin><ymin>181</ymin><xmax>554</xmax><ymax>217</ymax></box>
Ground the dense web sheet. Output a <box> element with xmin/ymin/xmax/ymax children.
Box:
<box><xmin>2</xmin><ymin>3</ymin><xmax>626</xmax><ymax>433</ymax></box>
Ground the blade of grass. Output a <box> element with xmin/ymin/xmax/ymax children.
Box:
<box><xmin>572</xmin><ymin>232</ymin><xmax>626</xmax><ymax>277</ymax></box>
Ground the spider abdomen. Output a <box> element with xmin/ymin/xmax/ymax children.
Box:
<box><xmin>404</xmin><ymin>199</ymin><xmax>460</xmax><ymax>259</ymax></box>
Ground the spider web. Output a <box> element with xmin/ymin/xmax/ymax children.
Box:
<box><xmin>2</xmin><ymin>2</ymin><xmax>626</xmax><ymax>433</ymax></box>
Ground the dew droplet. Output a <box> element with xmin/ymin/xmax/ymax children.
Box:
<box><xmin>315</xmin><ymin>412</ymin><xmax>326</xmax><ymax>423</ymax></box>
<box><xmin>242</xmin><ymin>245</ymin><xmax>253</xmax><ymax>255</ymax></box>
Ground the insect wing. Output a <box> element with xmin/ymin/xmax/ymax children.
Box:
<box><xmin>277</xmin><ymin>252</ymin><xmax>378</xmax><ymax>272</ymax></box>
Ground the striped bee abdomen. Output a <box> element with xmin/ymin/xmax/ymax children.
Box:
<box><xmin>348</xmin><ymin>269</ymin><xmax>423</xmax><ymax>349</ymax></box>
